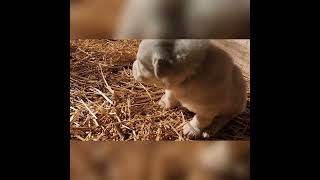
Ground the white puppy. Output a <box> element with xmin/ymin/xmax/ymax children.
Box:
<box><xmin>133</xmin><ymin>40</ymin><xmax>247</xmax><ymax>139</ymax></box>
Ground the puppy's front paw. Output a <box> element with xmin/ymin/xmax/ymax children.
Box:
<box><xmin>183</xmin><ymin>121</ymin><xmax>201</xmax><ymax>139</ymax></box>
<box><xmin>158</xmin><ymin>93</ymin><xmax>178</xmax><ymax>109</ymax></box>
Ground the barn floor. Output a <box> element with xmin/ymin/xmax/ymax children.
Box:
<box><xmin>70</xmin><ymin>39</ymin><xmax>250</xmax><ymax>141</ymax></box>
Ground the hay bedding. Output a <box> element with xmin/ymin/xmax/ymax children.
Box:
<box><xmin>70</xmin><ymin>39</ymin><xmax>250</xmax><ymax>141</ymax></box>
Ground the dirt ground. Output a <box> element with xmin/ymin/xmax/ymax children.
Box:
<box><xmin>70</xmin><ymin>39</ymin><xmax>250</xmax><ymax>141</ymax></box>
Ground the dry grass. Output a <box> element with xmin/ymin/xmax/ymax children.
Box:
<box><xmin>70</xmin><ymin>39</ymin><xmax>250</xmax><ymax>141</ymax></box>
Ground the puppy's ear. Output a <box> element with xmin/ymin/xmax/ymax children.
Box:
<box><xmin>152</xmin><ymin>56</ymin><xmax>172</xmax><ymax>79</ymax></box>
<box><xmin>152</xmin><ymin>55</ymin><xmax>178</xmax><ymax>88</ymax></box>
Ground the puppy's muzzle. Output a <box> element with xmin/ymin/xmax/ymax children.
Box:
<box><xmin>133</xmin><ymin>60</ymin><xmax>148</xmax><ymax>83</ymax></box>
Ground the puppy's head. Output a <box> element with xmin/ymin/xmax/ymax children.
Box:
<box><xmin>133</xmin><ymin>40</ymin><xmax>183</xmax><ymax>89</ymax></box>
<box><xmin>133</xmin><ymin>39</ymin><xmax>211</xmax><ymax>90</ymax></box>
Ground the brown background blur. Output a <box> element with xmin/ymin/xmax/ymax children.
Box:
<box><xmin>70</xmin><ymin>0</ymin><xmax>125</xmax><ymax>39</ymax></box>
<box><xmin>70</xmin><ymin>0</ymin><xmax>250</xmax><ymax>39</ymax></box>
<box><xmin>70</xmin><ymin>141</ymin><xmax>250</xmax><ymax>180</ymax></box>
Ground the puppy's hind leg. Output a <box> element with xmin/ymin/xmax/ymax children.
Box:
<box><xmin>183</xmin><ymin>113</ymin><xmax>215</xmax><ymax>139</ymax></box>
<box><xmin>202</xmin><ymin>115</ymin><xmax>235</xmax><ymax>139</ymax></box>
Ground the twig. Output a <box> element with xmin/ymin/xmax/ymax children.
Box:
<box><xmin>80</xmin><ymin>99</ymin><xmax>99</xmax><ymax>127</ymax></box>
<box><xmin>138</xmin><ymin>82</ymin><xmax>155</xmax><ymax>104</ymax></box>
<box><xmin>99</xmin><ymin>63</ymin><xmax>114</xmax><ymax>94</ymax></box>
<box><xmin>94</xmin><ymin>88</ymin><xmax>113</xmax><ymax>105</ymax></box>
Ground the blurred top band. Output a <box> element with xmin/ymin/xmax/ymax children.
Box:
<box><xmin>70</xmin><ymin>0</ymin><xmax>250</xmax><ymax>39</ymax></box>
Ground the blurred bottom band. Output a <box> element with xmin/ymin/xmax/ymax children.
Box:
<box><xmin>70</xmin><ymin>141</ymin><xmax>250</xmax><ymax>180</ymax></box>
